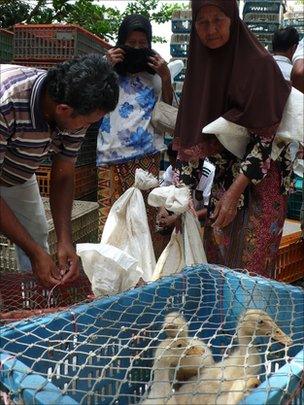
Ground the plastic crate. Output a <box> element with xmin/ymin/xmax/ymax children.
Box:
<box><xmin>171</xmin><ymin>19</ymin><xmax>192</xmax><ymax>34</ymax></box>
<box><xmin>13</xmin><ymin>24</ymin><xmax>111</xmax><ymax>61</ymax></box>
<box><xmin>243</xmin><ymin>2</ymin><xmax>283</xmax><ymax>15</ymax></box>
<box><xmin>0</xmin><ymin>29</ymin><xmax>14</xmax><ymax>63</ymax></box>
<box><xmin>244</xmin><ymin>13</ymin><xmax>281</xmax><ymax>22</ymax></box>
<box><xmin>171</xmin><ymin>8</ymin><xmax>192</xmax><ymax>34</ymax></box>
<box><xmin>171</xmin><ymin>9</ymin><xmax>192</xmax><ymax>20</ymax></box>
<box><xmin>11</xmin><ymin>60</ymin><xmax>57</xmax><ymax>70</ymax></box>
<box><xmin>287</xmin><ymin>176</ymin><xmax>303</xmax><ymax>220</ymax></box>
<box><xmin>36</xmin><ymin>163</ymin><xmax>97</xmax><ymax>199</ymax></box>
<box><xmin>0</xmin><ymin>198</ymin><xmax>98</xmax><ymax>272</ymax></box>
<box><xmin>246</xmin><ymin>22</ymin><xmax>280</xmax><ymax>34</ymax></box>
<box><xmin>0</xmin><ymin>265</ymin><xmax>303</xmax><ymax>404</ymax></box>
<box><xmin>275</xmin><ymin>232</ymin><xmax>304</xmax><ymax>283</ymax></box>
<box><xmin>170</xmin><ymin>33</ymin><xmax>190</xmax><ymax>57</ymax></box>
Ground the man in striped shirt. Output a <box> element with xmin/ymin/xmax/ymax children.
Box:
<box><xmin>0</xmin><ymin>55</ymin><xmax>119</xmax><ymax>287</ymax></box>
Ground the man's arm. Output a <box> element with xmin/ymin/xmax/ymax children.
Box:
<box><xmin>0</xmin><ymin>108</ymin><xmax>59</xmax><ymax>287</ymax></box>
<box><xmin>0</xmin><ymin>196</ymin><xmax>60</xmax><ymax>286</ymax></box>
<box><xmin>50</xmin><ymin>156</ymin><xmax>80</xmax><ymax>283</ymax></box>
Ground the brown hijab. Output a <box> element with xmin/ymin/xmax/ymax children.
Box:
<box><xmin>173</xmin><ymin>0</ymin><xmax>291</xmax><ymax>160</ymax></box>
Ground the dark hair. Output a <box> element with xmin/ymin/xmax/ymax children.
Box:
<box><xmin>45</xmin><ymin>54</ymin><xmax>119</xmax><ymax>115</ymax></box>
<box><xmin>167</xmin><ymin>142</ymin><xmax>178</xmax><ymax>159</ymax></box>
<box><xmin>272</xmin><ymin>27</ymin><xmax>300</xmax><ymax>52</ymax></box>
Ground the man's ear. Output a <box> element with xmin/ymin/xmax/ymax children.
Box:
<box><xmin>291</xmin><ymin>44</ymin><xmax>298</xmax><ymax>56</ymax></box>
<box><xmin>56</xmin><ymin>104</ymin><xmax>74</xmax><ymax>116</ymax></box>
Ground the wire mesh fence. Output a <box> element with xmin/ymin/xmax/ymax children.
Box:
<box><xmin>0</xmin><ymin>264</ymin><xmax>303</xmax><ymax>404</ymax></box>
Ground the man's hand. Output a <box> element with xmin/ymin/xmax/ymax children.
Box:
<box><xmin>30</xmin><ymin>248</ymin><xmax>61</xmax><ymax>288</ymax></box>
<box><xmin>57</xmin><ymin>241</ymin><xmax>80</xmax><ymax>284</ymax></box>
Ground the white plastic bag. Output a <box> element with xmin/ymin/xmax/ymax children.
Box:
<box><xmin>76</xmin><ymin>242</ymin><xmax>143</xmax><ymax>297</ymax></box>
<box><xmin>148</xmin><ymin>186</ymin><xmax>207</xmax><ymax>281</ymax></box>
<box><xmin>101</xmin><ymin>169</ymin><xmax>158</xmax><ymax>282</ymax></box>
<box><xmin>203</xmin><ymin>87</ymin><xmax>304</xmax><ymax>160</ymax></box>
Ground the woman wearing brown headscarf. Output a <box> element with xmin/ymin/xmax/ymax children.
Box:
<box><xmin>173</xmin><ymin>0</ymin><xmax>293</xmax><ymax>277</ymax></box>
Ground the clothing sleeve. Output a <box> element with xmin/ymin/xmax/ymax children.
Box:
<box><xmin>0</xmin><ymin>103</ymin><xmax>14</xmax><ymax>165</ymax></box>
<box><xmin>49</xmin><ymin>130</ymin><xmax>87</xmax><ymax>161</ymax></box>
<box><xmin>240</xmin><ymin>124</ymin><xmax>279</xmax><ymax>184</ymax></box>
<box><xmin>174</xmin><ymin>159</ymin><xmax>205</xmax><ymax>189</ymax></box>
<box><xmin>202</xmin><ymin>170</ymin><xmax>215</xmax><ymax>206</ymax></box>
<box><xmin>292</xmin><ymin>39</ymin><xmax>304</xmax><ymax>64</ymax></box>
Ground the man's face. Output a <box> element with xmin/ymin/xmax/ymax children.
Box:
<box><xmin>54</xmin><ymin>105</ymin><xmax>106</xmax><ymax>132</ymax></box>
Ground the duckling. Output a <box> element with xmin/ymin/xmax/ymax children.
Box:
<box><xmin>227</xmin><ymin>376</ymin><xmax>260</xmax><ymax>404</ymax></box>
<box><xmin>171</xmin><ymin>309</ymin><xmax>292</xmax><ymax>404</ymax></box>
<box><xmin>141</xmin><ymin>336</ymin><xmax>213</xmax><ymax>405</ymax></box>
<box><xmin>163</xmin><ymin>312</ymin><xmax>214</xmax><ymax>381</ymax></box>
<box><xmin>163</xmin><ymin>312</ymin><xmax>189</xmax><ymax>338</ymax></box>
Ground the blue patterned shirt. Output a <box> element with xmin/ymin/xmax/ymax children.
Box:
<box><xmin>97</xmin><ymin>72</ymin><xmax>166</xmax><ymax>166</ymax></box>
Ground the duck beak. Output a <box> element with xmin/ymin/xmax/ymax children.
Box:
<box><xmin>272</xmin><ymin>327</ymin><xmax>293</xmax><ymax>346</ymax></box>
<box><xmin>185</xmin><ymin>346</ymin><xmax>205</xmax><ymax>356</ymax></box>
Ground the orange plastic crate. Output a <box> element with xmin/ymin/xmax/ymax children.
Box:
<box><xmin>13</xmin><ymin>23</ymin><xmax>111</xmax><ymax>61</ymax></box>
<box><xmin>275</xmin><ymin>232</ymin><xmax>304</xmax><ymax>283</ymax></box>
<box><xmin>12</xmin><ymin>60</ymin><xmax>57</xmax><ymax>70</ymax></box>
<box><xmin>36</xmin><ymin>163</ymin><xmax>97</xmax><ymax>199</ymax></box>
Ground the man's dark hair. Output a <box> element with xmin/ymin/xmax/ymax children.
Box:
<box><xmin>167</xmin><ymin>142</ymin><xmax>178</xmax><ymax>159</ymax></box>
<box><xmin>45</xmin><ymin>54</ymin><xmax>119</xmax><ymax>115</ymax></box>
<box><xmin>272</xmin><ymin>27</ymin><xmax>300</xmax><ymax>53</ymax></box>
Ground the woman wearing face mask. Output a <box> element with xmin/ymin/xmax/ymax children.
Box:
<box><xmin>96</xmin><ymin>14</ymin><xmax>173</xmax><ymax>242</ymax></box>
<box><xmin>173</xmin><ymin>0</ymin><xmax>293</xmax><ymax>277</ymax></box>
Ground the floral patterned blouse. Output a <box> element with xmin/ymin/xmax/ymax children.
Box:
<box><xmin>96</xmin><ymin>72</ymin><xmax>165</xmax><ymax>166</ymax></box>
<box><xmin>175</xmin><ymin>126</ymin><xmax>294</xmax><ymax>213</ymax></box>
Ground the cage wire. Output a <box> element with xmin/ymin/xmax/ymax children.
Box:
<box><xmin>0</xmin><ymin>264</ymin><xmax>303</xmax><ymax>405</ymax></box>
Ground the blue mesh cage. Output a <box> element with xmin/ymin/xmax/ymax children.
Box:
<box><xmin>1</xmin><ymin>265</ymin><xmax>303</xmax><ymax>404</ymax></box>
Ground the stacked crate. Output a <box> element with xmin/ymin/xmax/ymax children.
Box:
<box><xmin>170</xmin><ymin>9</ymin><xmax>192</xmax><ymax>100</ymax></box>
<box><xmin>12</xmin><ymin>23</ymin><xmax>111</xmax><ymax>70</ymax></box>
<box><xmin>243</xmin><ymin>1</ymin><xmax>285</xmax><ymax>50</ymax></box>
<box><xmin>159</xmin><ymin>9</ymin><xmax>192</xmax><ymax>171</ymax></box>
<box><xmin>10</xmin><ymin>24</ymin><xmax>109</xmax><ymax>200</ymax></box>
<box><xmin>0</xmin><ymin>29</ymin><xmax>14</xmax><ymax>63</ymax></box>
<box><xmin>37</xmin><ymin>122</ymin><xmax>99</xmax><ymax>201</ymax></box>
<box><xmin>283</xmin><ymin>9</ymin><xmax>304</xmax><ymax>40</ymax></box>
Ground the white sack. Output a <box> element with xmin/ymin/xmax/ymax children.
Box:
<box><xmin>76</xmin><ymin>242</ymin><xmax>143</xmax><ymax>297</ymax></box>
<box><xmin>101</xmin><ymin>169</ymin><xmax>158</xmax><ymax>282</ymax></box>
<box><xmin>203</xmin><ymin>87</ymin><xmax>304</xmax><ymax>160</ymax></box>
<box><xmin>148</xmin><ymin>186</ymin><xmax>207</xmax><ymax>281</ymax></box>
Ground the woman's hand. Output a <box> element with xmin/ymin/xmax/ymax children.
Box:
<box><xmin>211</xmin><ymin>190</ymin><xmax>239</xmax><ymax>229</ymax></box>
<box><xmin>148</xmin><ymin>53</ymin><xmax>171</xmax><ymax>81</ymax></box>
<box><xmin>212</xmin><ymin>173</ymin><xmax>250</xmax><ymax>229</ymax></box>
<box><xmin>106</xmin><ymin>47</ymin><xmax>125</xmax><ymax>66</ymax></box>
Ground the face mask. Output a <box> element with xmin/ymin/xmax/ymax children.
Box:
<box><xmin>115</xmin><ymin>45</ymin><xmax>156</xmax><ymax>75</ymax></box>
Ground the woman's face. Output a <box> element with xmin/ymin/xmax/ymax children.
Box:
<box><xmin>125</xmin><ymin>30</ymin><xmax>149</xmax><ymax>48</ymax></box>
<box><xmin>195</xmin><ymin>5</ymin><xmax>231</xmax><ymax>49</ymax></box>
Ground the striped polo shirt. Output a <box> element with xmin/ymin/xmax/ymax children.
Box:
<box><xmin>0</xmin><ymin>64</ymin><xmax>86</xmax><ymax>186</ymax></box>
